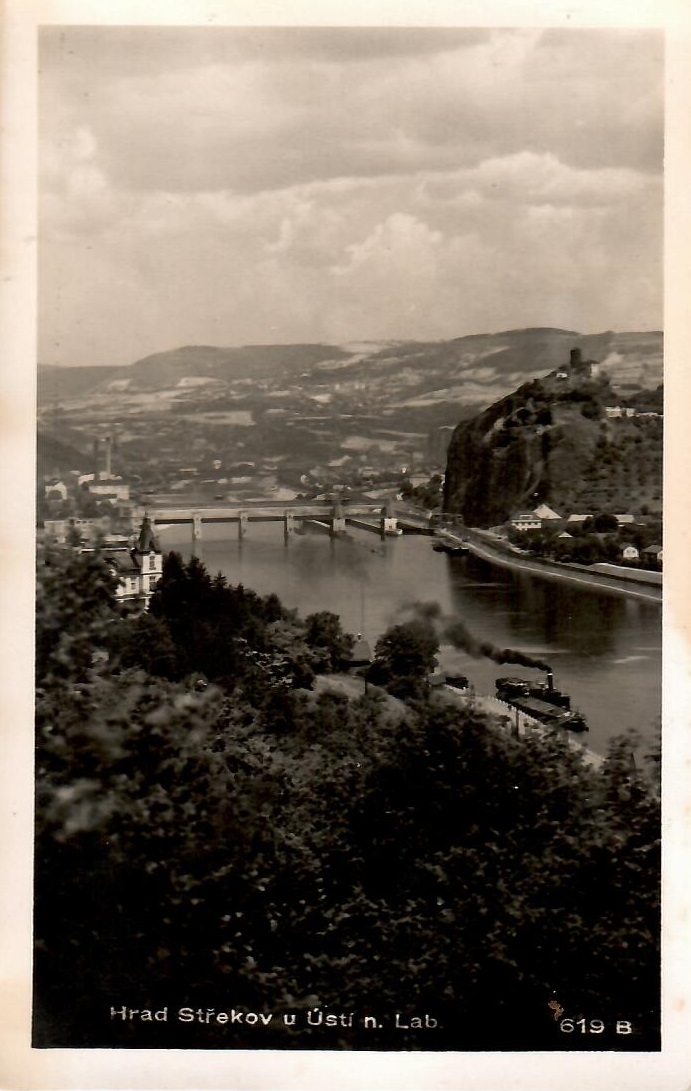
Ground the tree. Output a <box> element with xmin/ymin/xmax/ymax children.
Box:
<box><xmin>304</xmin><ymin>610</ymin><xmax>354</xmax><ymax>671</ymax></box>
<box><xmin>324</xmin><ymin>703</ymin><xmax>660</xmax><ymax>1049</ymax></box>
<box><xmin>569</xmin><ymin>533</ymin><xmax>606</xmax><ymax>565</ymax></box>
<box><xmin>36</xmin><ymin>546</ymin><xmax>119</xmax><ymax>684</ymax></box>
<box><xmin>34</xmin><ymin>553</ymin><xmax>660</xmax><ymax>1052</ymax></box>
<box><xmin>370</xmin><ymin>619</ymin><xmax>439</xmax><ymax>699</ymax></box>
<box><xmin>112</xmin><ymin>612</ymin><xmax>183</xmax><ymax>680</ymax></box>
<box><xmin>594</xmin><ymin>512</ymin><xmax>618</xmax><ymax>533</ymax></box>
<box><xmin>146</xmin><ymin>553</ymin><xmax>295</xmax><ymax>690</ymax></box>
<box><xmin>34</xmin><ymin>669</ymin><xmax>253</xmax><ymax>1041</ymax></box>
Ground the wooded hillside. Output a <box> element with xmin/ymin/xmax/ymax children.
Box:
<box><xmin>34</xmin><ymin>549</ymin><xmax>661</xmax><ymax>1050</ymax></box>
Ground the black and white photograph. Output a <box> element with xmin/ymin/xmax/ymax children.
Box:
<box><xmin>2</xmin><ymin>1</ymin><xmax>691</xmax><ymax>1087</ymax></box>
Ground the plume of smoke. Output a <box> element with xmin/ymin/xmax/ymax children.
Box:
<box><xmin>444</xmin><ymin>618</ymin><xmax>552</xmax><ymax>671</ymax></box>
<box><xmin>397</xmin><ymin>601</ymin><xmax>551</xmax><ymax>673</ymax></box>
<box><xmin>398</xmin><ymin>601</ymin><xmax>443</xmax><ymax>622</ymax></box>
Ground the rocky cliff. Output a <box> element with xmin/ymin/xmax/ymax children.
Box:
<box><xmin>443</xmin><ymin>353</ymin><xmax>662</xmax><ymax>527</ymax></box>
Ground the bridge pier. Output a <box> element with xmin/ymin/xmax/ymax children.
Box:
<box><xmin>149</xmin><ymin>500</ymin><xmax>435</xmax><ymax>544</ymax></box>
<box><xmin>330</xmin><ymin>501</ymin><xmax>346</xmax><ymax>537</ymax></box>
<box><xmin>283</xmin><ymin>512</ymin><xmax>295</xmax><ymax>545</ymax></box>
<box><xmin>381</xmin><ymin>500</ymin><xmax>398</xmax><ymax>536</ymax></box>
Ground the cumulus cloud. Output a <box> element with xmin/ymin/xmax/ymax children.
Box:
<box><xmin>330</xmin><ymin>214</ymin><xmax>443</xmax><ymax>276</ymax></box>
<box><xmin>38</xmin><ymin>26</ymin><xmax>663</xmax><ymax>365</ymax></box>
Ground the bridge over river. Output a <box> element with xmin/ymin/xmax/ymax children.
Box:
<box><xmin>146</xmin><ymin>498</ymin><xmax>434</xmax><ymax>543</ymax></box>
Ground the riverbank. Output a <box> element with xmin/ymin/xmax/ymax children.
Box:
<box><xmin>319</xmin><ymin>673</ymin><xmax>606</xmax><ymax>768</ymax></box>
<box><xmin>439</xmin><ymin>687</ymin><xmax>605</xmax><ymax>769</ymax></box>
<box><xmin>440</xmin><ymin>530</ymin><xmax>662</xmax><ymax>605</ymax></box>
<box><xmin>160</xmin><ymin>522</ymin><xmax>661</xmax><ymax>752</ymax></box>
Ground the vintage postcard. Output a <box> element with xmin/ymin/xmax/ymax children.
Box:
<box><xmin>1</xmin><ymin>1</ymin><xmax>690</xmax><ymax>1088</ymax></box>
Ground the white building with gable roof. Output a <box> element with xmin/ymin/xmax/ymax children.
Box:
<box><xmin>103</xmin><ymin>515</ymin><xmax>163</xmax><ymax>607</ymax></box>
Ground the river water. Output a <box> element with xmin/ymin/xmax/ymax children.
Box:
<box><xmin>159</xmin><ymin>522</ymin><xmax>662</xmax><ymax>757</ymax></box>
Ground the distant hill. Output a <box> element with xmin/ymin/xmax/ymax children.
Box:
<box><xmin>38</xmin><ymin>344</ymin><xmax>350</xmax><ymax>403</ymax></box>
<box><xmin>130</xmin><ymin>343</ymin><xmax>354</xmax><ymax>390</ymax></box>
<box><xmin>443</xmin><ymin>352</ymin><xmax>663</xmax><ymax>527</ymax></box>
<box><xmin>37</xmin><ymin>328</ymin><xmax>662</xmax><ymax>405</ymax></box>
<box><xmin>37</xmin><ymin>429</ymin><xmax>90</xmax><ymax>479</ymax></box>
<box><xmin>37</xmin><ymin>365</ymin><xmax>129</xmax><ymax>405</ymax></box>
<box><xmin>36</xmin><ymin>329</ymin><xmax>663</xmax><ymax>490</ymax></box>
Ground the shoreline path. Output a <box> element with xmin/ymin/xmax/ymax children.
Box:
<box><xmin>439</xmin><ymin>529</ymin><xmax>662</xmax><ymax>606</ymax></box>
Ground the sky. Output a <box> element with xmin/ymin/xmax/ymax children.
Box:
<box><xmin>38</xmin><ymin>25</ymin><xmax>664</xmax><ymax>367</ymax></box>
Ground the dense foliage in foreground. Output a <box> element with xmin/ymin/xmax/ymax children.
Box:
<box><xmin>34</xmin><ymin>550</ymin><xmax>660</xmax><ymax>1050</ymax></box>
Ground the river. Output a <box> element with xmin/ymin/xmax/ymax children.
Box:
<box><xmin>158</xmin><ymin>522</ymin><xmax>662</xmax><ymax>757</ymax></box>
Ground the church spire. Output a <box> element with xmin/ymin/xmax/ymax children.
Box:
<box><xmin>136</xmin><ymin>514</ymin><xmax>160</xmax><ymax>554</ymax></box>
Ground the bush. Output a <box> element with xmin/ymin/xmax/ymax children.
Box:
<box><xmin>35</xmin><ymin>682</ymin><xmax>660</xmax><ymax>1050</ymax></box>
<box><xmin>34</xmin><ymin>553</ymin><xmax>660</xmax><ymax>1050</ymax></box>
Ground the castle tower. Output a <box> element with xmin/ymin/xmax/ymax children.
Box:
<box><xmin>568</xmin><ymin>346</ymin><xmax>596</xmax><ymax>379</ymax></box>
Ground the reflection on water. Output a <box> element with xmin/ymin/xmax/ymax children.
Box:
<box><xmin>160</xmin><ymin>523</ymin><xmax>661</xmax><ymax>756</ymax></box>
<box><xmin>456</xmin><ymin>554</ymin><xmax>633</xmax><ymax>659</ymax></box>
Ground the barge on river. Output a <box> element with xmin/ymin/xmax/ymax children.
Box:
<box><xmin>496</xmin><ymin>673</ymin><xmax>588</xmax><ymax>733</ymax></box>
<box><xmin>432</xmin><ymin>540</ymin><xmax>469</xmax><ymax>556</ymax></box>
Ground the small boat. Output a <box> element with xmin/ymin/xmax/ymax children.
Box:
<box><xmin>445</xmin><ymin>674</ymin><xmax>470</xmax><ymax>691</ymax></box>
<box><xmin>432</xmin><ymin>540</ymin><xmax>469</xmax><ymax>556</ymax></box>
